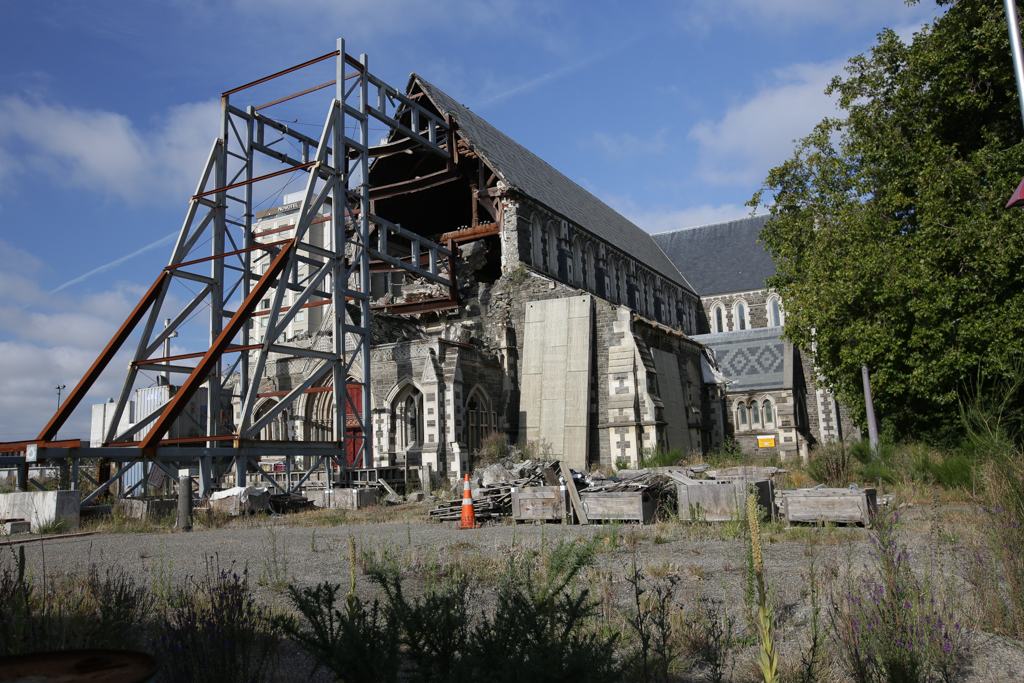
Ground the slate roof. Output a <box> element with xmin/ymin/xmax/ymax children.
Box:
<box><xmin>651</xmin><ymin>215</ymin><xmax>775</xmax><ymax>296</ymax></box>
<box><xmin>412</xmin><ymin>75</ymin><xmax>694</xmax><ymax>293</ymax></box>
<box><xmin>691</xmin><ymin>328</ymin><xmax>785</xmax><ymax>392</ymax></box>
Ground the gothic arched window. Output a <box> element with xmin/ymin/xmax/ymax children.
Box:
<box><xmin>733</xmin><ymin>301</ymin><xmax>748</xmax><ymax>331</ymax></box>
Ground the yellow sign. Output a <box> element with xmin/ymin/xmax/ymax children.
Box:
<box><xmin>757</xmin><ymin>436</ymin><xmax>776</xmax><ymax>448</ymax></box>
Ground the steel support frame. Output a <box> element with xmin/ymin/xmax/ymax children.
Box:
<box><xmin>20</xmin><ymin>39</ymin><xmax>455</xmax><ymax>500</ymax></box>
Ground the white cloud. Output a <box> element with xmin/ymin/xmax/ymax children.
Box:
<box><xmin>688</xmin><ymin>60</ymin><xmax>845</xmax><ymax>187</ymax></box>
<box><xmin>592</xmin><ymin>126</ymin><xmax>671</xmax><ymax>158</ymax></box>
<box><xmin>0</xmin><ymin>239</ymin><xmax>193</xmax><ymax>441</ymax></box>
<box><xmin>600</xmin><ymin>192</ymin><xmax>752</xmax><ymax>234</ymax></box>
<box><xmin>627</xmin><ymin>204</ymin><xmax>753</xmax><ymax>235</ymax></box>
<box><xmin>0</xmin><ymin>97</ymin><xmax>219</xmax><ymax>205</ymax></box>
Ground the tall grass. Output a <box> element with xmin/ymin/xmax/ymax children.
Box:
<box><xmin>960</xmin><ymin>367</ymin><xmax>1024</xmax><ymax>638</ymax></box>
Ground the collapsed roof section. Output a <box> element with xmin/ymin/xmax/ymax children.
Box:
<box><xmin>367</xmin><ymin>73</ymin><xmax>696</xmax><ymax>296</ymax></box>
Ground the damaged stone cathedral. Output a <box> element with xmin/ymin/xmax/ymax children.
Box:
<box><xmin>242</xmin><ymin>74</ymin><xmax>858</xmax><ymax>482</ymax></box>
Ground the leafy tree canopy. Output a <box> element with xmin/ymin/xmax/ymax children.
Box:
<box><xmin>750</xmin><ymin>0</ymin><xmax>1024</xmax><ymax>445</ymax></box>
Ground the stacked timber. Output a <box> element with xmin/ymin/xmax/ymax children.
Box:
<box><xmin>429</xmin><ymin>467</ymin><xmax>546</xmax><ymax>522</ymax></box>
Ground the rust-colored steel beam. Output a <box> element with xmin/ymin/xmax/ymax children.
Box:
<box><xmin>252</xmin><ymin>215</ymin><xmax>332</xmax><ymax>239</ymax></box>
<box><xmin>166</xmin><ymin>240</ymin><xmax>290</xmax><ymax>271</ymax></box>
<box><xmin>139</xmin><ymin>241</ymin><xmax>295</xmax><ymax>450</ymax></box>
<box><xmin>256</xmin><ymin>385</ymin><xmax>365</xmax><ymax>399</ymax></box>
<box><xmin>223</xmin><ymin>50</ymin><xmax>340</xmax><ymax>97</ymax></box>
<box><xmin>193</xmin><ymin>161</ymin><xmax>318</xmax><ymax>200</ymax></box>
<box><xmin>257</xmin><ymin>80</ymin><xmax>336</xmax><ymax>111</ymax></box>
<box><xmin>0</xmin><ymin>439</ymin><xmax>81</xmax><ymax>453</ymax></box>
<box><xmin>36</xmin><ymin>273</ymin><xmax>170</xmax><ymax>442</ymax></box>
<box><xmin>368</xmin><ymin>168</ymin><xmax>460</xmax><ymax>200</ymax></box>
<box><xmin>250</xmin><ymin>299</ymin><xmax>333</xmax><ymax>317</ymax></box>
<box><xmin>113</xmin><ymin>434</ymin><xmax>238</xmax><ymax>447</ymax></box>
<box><xmin>439</xmin><ymin>222</ymin><xmax>499</xmax><ymax>243</ymax></box>
<box><xmin>133</xmin><ymin>344</ymin><xmax>262</xmax><ymax>366</ymax></box>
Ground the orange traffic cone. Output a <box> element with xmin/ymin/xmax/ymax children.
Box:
<box><xmin>459</xmin><ymin>473</ymin><xmax>479</xmax><ymax>529</ymax></box>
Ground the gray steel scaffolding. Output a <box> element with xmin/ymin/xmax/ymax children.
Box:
<box><xmin>0</xmin><ymin>40</ymin><xmax>456</xmax><ymax>504</ymax></box>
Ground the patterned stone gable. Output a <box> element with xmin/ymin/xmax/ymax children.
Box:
<box><xmin>692</xmin><ymin>329</ymin><xmax>785</xmax><ymax>392</ymax></box>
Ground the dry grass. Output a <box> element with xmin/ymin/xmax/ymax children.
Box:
<box><xmin>80</xmin><ymin>508</ymin><xmax>176</xmax><ymax>534</ymax></box>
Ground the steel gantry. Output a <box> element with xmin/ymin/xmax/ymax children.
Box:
<box><xmin>0</xmin><ymin>40</ymin><xmax>457</xmax><ymax>503</ymax></box>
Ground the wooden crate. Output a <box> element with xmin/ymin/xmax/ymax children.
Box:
<box><xmin>677</xmin><ymin>479</ymin><xmax>774</xmax><ymax>522</ymax></box>
<box><xmin>512</xmin><ymin>486</ymin><xmax>568</xmax><ymax>522</ymax></box>
<box><xmin>579</xmin><ymin>491</ymin><xmax>656</xmax><ymax>524</ymax></box>
<box><xmin>781</xmin><ymin>488</ymin><xmax>877</xmax><ymax>527</ymax></box>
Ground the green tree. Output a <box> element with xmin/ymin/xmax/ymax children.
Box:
<box><xmin>751</xmin><ymin>0</ymin><xmax>1024</xmax><ymax>444</ymax></box>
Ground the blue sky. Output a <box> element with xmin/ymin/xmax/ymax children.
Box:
<box><xmin>0</xmin><ymin>0</ymin><xmax>946</xmax><ymax>441</ymax></box>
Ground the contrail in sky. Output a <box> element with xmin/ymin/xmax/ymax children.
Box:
<box><xmin>50</xmin><ymin>231</ymin><xmax>177</xmax><ymax>294</ymax></box>
<box><xmin>473</xmin><ymin>42</ymin><xmax>631</xmax><ymax>109</ymax></box>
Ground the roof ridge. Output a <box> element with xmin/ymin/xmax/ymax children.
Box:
<box><xmin>652</xmin><ymin>214</ymin><xmax>770</xmax><ymax>236</ymax></box>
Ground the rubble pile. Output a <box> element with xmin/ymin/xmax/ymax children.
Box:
<box><xmin>428</xmin><ymin>460</ymin><xmax>547</xmax><ymax>522</ymax></box>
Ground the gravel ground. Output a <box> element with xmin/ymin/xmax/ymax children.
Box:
<box><xmin>7</xmin><ymin>503</ymin><xmax>1024</xmax><ymax>682</ymax></box>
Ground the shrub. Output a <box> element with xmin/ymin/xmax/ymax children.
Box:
<box><xmin>477</xmin><ymin>432</ymin><xmax>511</xmax><ymax>467</ymax></box>
<box><xmin>459</xmin><ymin>538</ymin><xmax>619</xmax><ymax>683</ymax></box>
<box><xmin>808</xmin><ymin>442</ymin><xmax>857</xmax><ymax>488</ymax></box>
<box><xmin>279</xmin><ymin>582</ymin><xmax>399</xmax><ymax>683</ymax></box>
<box><xmin>829</xmin><ymin>504</ymin><xmax>968</xmax><ymax>682</ymax></box>
<box><xmin>640</xmin><ymin>446</ymin><xmax>685</xmax><ymax>469</ymax></box>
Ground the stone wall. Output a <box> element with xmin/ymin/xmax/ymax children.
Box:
<box><xmin>699</xmin><ymin>289</ymin><xmax>777</xmax><ymax>333</ymax></box>
<box><xmin>483</xmin><ymin>263</ymin><xmax>709</xmax><ymax>470</ymax></box>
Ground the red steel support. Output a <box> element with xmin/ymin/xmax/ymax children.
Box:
<box><xmin>140</xmin><ymin>240</ymin><xmax>295</xmax><ymax>450</ymax></box>
<box><xmin>36</xmin><ymin>272</ymin><xmax>170</xmax><ymax>442</ymax></box>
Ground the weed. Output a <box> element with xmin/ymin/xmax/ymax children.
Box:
<box><xmin>622</xmin><ymin>528</ymin><xmax>645</xmax><ymax>550</ymax></box>
<box><xmin>687</xmin><ymin>564</ymin><xmax>710</xmax><ymax>581</ymax></box>
<box><xmin>154</xmin><ymin>566</ymin><xmax>279</xmax><ymax>683</ymax></box>
<box><xmin>747</xmin><ymin>494</ymin><xmax>779</xmax><ymax>683</ymax></box>
<box><xmin>258</xmin><ymin>527</ymin><xmax>289</xmax><ymax>590</ymax></box>
<box><xmin>648</xmin><ymin>561</ymin><xmax>676</xmax><ymax>579</ymax></box>
<box><xmin>34</xmin><ymin>518</ymin><xmax>68</xmax><ymax>536</ymax></box>
<box><xmin>679</xmin><ymin>597</ymin><xmax>736</xmax><ymax>683</ymax></box>
<box><xmin>0</xmin><ymin>548</ymin><xmax>152</xmax><ymax>655</ymax></box>
<box><xmin>623</xmin><ymin>551</ymin><xmax>681</xmax><ymax>682</ymax></box>
<box><xmin>596</xmin><ymin>520</ymin><xmax>622</xmax><ymax>550</ymax></box>
<box><xmin>793</xmin><ymin>549</ymin><xmax>829</xmax><ymax>683</ymax></box>
<box><xmin>640</xmin><ymin>445</ymin><xmax>685</xmax><ymax>469</ymax></box>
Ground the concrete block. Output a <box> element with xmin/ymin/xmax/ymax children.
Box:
<box><xmin>305</xmin><ymin>487</ymin><xmax>379</xmax><ymax>510</ymax></box>
<box><xmin>115</xmin><ymin>498</ymin><xmax>177</xmax><ymax>520</ymax></box>
<box><xmin>209</xmin><ymin>486</ymin><xmax>271</xmax><ymax>515</ymax></box>
<box><xmin>2</xmin><ymin>519</ymin><xmax>30</xmax><ymax>534</ymax></box>
<box><xmin>0</xmin><ymin>491</ymin><xmax>81</xmax><ymax>532</ymax></box>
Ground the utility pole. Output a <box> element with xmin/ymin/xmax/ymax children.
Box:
<box><xmin>55</xmin><ymin>384</ymin><xmax>66</xmax><ymax>408</ymax></box>
<box><xmin>861</xmin><ymin>365</ymin><xmax>879</xmax><ymax>453</ymax></box>
<box><xmin>1003</xmin><ymin>0</ymin><xmax>1024</xmax><ymax>206</ymax></box>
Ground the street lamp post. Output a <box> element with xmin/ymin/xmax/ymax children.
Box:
<box><xmin>55</xmin><ymin>383</ymin><xmax>66</xmax><ymax>408</ymax></box>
